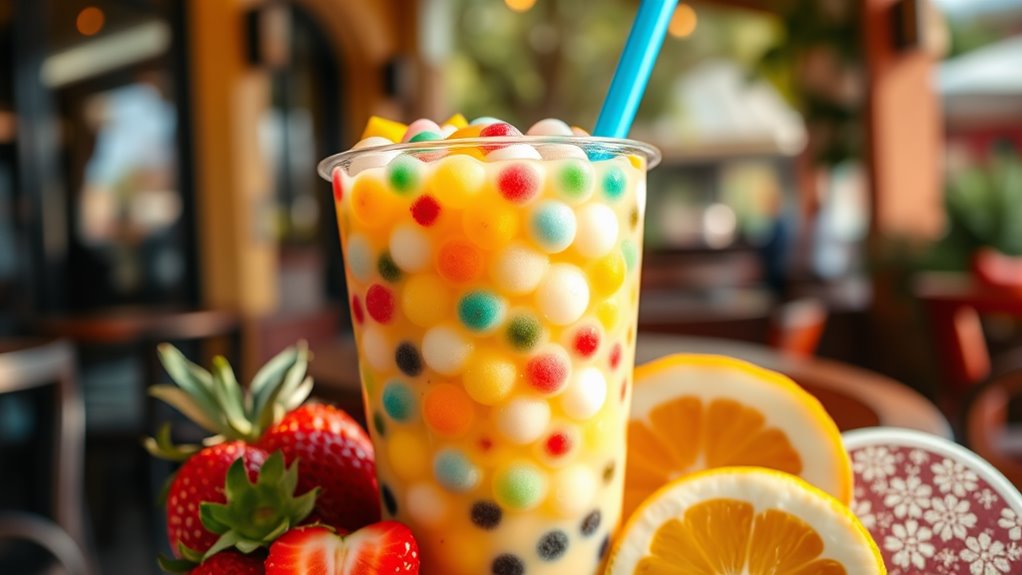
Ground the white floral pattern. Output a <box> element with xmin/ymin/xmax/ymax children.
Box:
<box><xmin>925</xmin><ymin>494</ymin><xmax>977</xmax><ymax>541</ymax></box>
<box><xmin>848</xmin><ymin>442</ymin><xmax>1022</xmax><ymax>575</ymax></box>
<box><xmin>885</xmin><ymin>520</ymin><xmax>935</xmax><ymax>569</ymax></box>
<box><xmin>960</xmin><ymin>532</ymin><xmax>1010</xmax><ymax>574</ymax></box>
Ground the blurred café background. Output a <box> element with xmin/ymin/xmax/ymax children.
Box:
<box><xmin>1</xmin><ymin>0</ymin><xmax>1022</xmax><ymax>572</ymax></box>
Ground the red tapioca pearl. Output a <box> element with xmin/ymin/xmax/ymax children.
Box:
<box><xmin>609</xmin><ymin>343</ymin><xmax>622</xmax><ymax>370</ymax></box>
<box><xmin>351</xmin><ymin>295</ymin><xmax>364</xmax><ymax>325</ymax></box>
<box><xmin>479</xmin><ymin>122</ymin><xmax>522</xmax><ymax>153</ymax></box>
<box><xmin>544</xmin><ymin>432</ymin><xmax>572</xmax><ymax>458</ymax></box>
<box><xmin>525</xmin><ymin>352</ymin><xmax>569</xmax><ymax>394</ymax></box>
<box><xmin>331</xmin><ymin>168</ymin><xmax>344</xmax><ymax>201</ymax></box>
<box><xmin>479</xmin><ymin>437</ymin><xmax>494</xmax><ymax>451</ymax></box>
<box><xmin>365</xmin><ymin>284</ymin><xmax>395</xmax><ymax>323</ymax></box>
<box><xmin>572</xmin><ymin>326</ymin><xmax>601</xmax><ymax>358</ymax></box>
<box><xmin>497</xmin><ymin>164</ymin><xmax>540</xmax><ymax>204</ymax></box>
<box><xmin>411</xmin><ymin>195</ymin><xmax>441</xmax><ymax>226</ymax></box>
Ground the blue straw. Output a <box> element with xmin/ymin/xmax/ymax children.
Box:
<box><xmin>593</xmin><ymin>0</ymin><xmax>679</xmax><ymax>138</ymax></box>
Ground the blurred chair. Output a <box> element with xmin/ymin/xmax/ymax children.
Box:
<box><xmin>0</xmin><ymin>338</ymin><xmax>91</xmax><ymax>574</ymax></box>
<box><xmin>963</xmin><ymin>367</ymin><xmax>1022</xmax><ymax>488</ymax></box>
<box><xmin>767</xmin><ymin>298</ymin><xmax>828</xmax><ymax>358</ymax></box>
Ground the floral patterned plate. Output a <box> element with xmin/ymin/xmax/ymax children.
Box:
<box><xmin>844</xmin><ymin>427</ymin><xmax>1022</xmax><ymax>575</ymax></box>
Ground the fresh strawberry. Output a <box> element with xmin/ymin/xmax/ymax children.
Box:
<box><xmin>264</xmin><ymin>522</ymin><xmax>419</xmax><ymax>575</ymax></box>
<box><xmin>258</xmin><ymin>404</ymin><xmax>379</xmax><ymax>532</ymax></box>
<box><xmin>189</xmin><ymin>551</ymin><xmax>264</xmax><ymax>574</ymax></box>
<box><xmin>166</xmin><ymin>441</ymin><xmax>268</xmax><ymax>557</ymax></box>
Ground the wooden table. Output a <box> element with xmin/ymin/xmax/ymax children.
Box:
<box><xmin>309</xmin><ymin>333</ymin><xmax>951</xmax><ymax>439</ymax></box>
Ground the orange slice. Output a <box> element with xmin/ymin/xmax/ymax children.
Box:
<box><xmin>626</xmin><ymin>354</ymin><xmax>851</xmax><ymax>521</ymax></box>
<box><xmin>607</xmin><ymin>467</ymin><xmax>885</xmax><ymax>575</ymax></box>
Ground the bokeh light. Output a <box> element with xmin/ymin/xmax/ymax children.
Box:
<box><xmin>505</xmin><ymin>0</ymin><xmax>538</xmax><ymax>13</ymax></box>
<box><xmin>668</xmin><ymin>4</ymin><xmax>697</xmax><ymax>38</ymax></box>
<box><xmin>76</xmin><ymin>6</ymin><xmax>105</xmax><ymax>36</ymax></box>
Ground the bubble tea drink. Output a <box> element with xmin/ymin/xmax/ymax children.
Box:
<box><xmin>319</xmin><ymin>116</ymin><xmax>659</xmax><ymax>575</ymax></box>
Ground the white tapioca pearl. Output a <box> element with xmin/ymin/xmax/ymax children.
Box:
<box><xmin>422</xmin><ymin>326</ymin><xmax>473</xmax><ymax>376</ymax></box>
<box><xmin>407</xmin><ymin>483</ymin><xmax>448</xmax><ymax>526</ymax></box>
<box><xmin>490</xmin><ymin>244</ymin><xmax>548</xmax><ymax>295</ymax></box>
<box><xmin>574</xmin><ymin>203</ymin><xmax>619</xmax><ymax>258</ymax></box>
<box><xmin>536</xmin><ymin>264</ymin><xmax>590</xmax><ymax>326</ymax></box>
<box><xmin>361</xmin><ymin>326</ymin><xmax>391</xmax><ymax>372</ymax></box>
<box><xmin>496</xmin><ymin>398</ymin><xmax>551</xmax><ymax>445</ymax></box>
<box><xmin>527</xmin><ymin>119</ymin><xmax>574</xmax><ymax>136</ymax></box>
<box><xmin>550</xmin><ymin>465</ymin><xmax>598</xmax><ymax>517</ymax></box>
<box><xmin>561</xmin><ymin>366</ymin><xmax>607</xmax><ymax>420</ymax></box>
<box><xmin>389</xmin><ymin>225</ymin><xmax>430</xmax><ymax>272</ymax></box>
<box><xmin>486</xmin><ymin>144</ymin><xmax>542</xmax><ymax>161</ymax></box>
<box><xmin>345</xmin><ymin>235</ymin><xmax>373</xmax><ymax>282</ymax></box>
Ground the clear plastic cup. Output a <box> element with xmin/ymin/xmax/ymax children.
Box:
<box><xmin>319</xmin><ymin>136</ymin><xmax>659</xmax><ymax>575</ymax></box>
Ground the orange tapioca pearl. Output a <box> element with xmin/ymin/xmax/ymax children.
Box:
<box><xmin>423</xmin><ymin>383</ymin><xmax>476</xmax><ymax>438</ymax></box>
<box><xmin>589</xmin><ymin>251</ymin><xmax>627</xmax><ymax>297</ymax></box>
<box><xmin>462</xmin><ymin>203</ymin><xmax>519</xmax><ymax>250</ymax></box>
<box><xmin>350</xmin><ymin>175</ymin><xmax>399</xmax><ymax>228</ymax></box>
<box><xmin>437</xmin><ymin>239</ymin><xmax>483</xmax><ymax>283</ymax></box>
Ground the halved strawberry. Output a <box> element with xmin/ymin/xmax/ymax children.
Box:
<box><xmin>264</xmin><ymin>522</ymin><xmax>419</xmax><ymax>575</ymax></box>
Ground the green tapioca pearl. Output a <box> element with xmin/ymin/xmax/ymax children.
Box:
<box><xmin>387</xmin><ymin>156</ymin><xmax>420</xmax><ymax>195</ymax></box>
<box><xmin>494</xmin><ymin>464</ymin><xmax>547</xmax><ymax>511</ymax></box>
<box><xmin>622</xmin><ymin>239</ymin><xmax>638</xmax><ymax>271</ymax></box>
<box><xmin>556</xmin><ymin>160</ymin><xmax>594</xmax><ymax>202</ymax></box>
<box><xmin>377</xmin><ymin>252</ymin><xmax>401</xmax><ymax>283</ymax></box>
<box><xmin>507</xmin><ymin>314</ymin><xmax>542</xmax><ymax>351</ymax></box>
<box><xmin>602</xmin><ymin>166</ymin><xmax>626</xmax><ymax>200</ymax></box>
<box><xmin>373</xmin><ymin>412</ymin><xmax>387</xmax><ymax>437</ymax></box>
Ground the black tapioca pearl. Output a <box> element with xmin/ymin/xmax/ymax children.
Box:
<box><xmin>599</xmin><ymin>534</ymin><xmax>610</xmax><ymax>560</ymax></box>
<box><xmin>373</xmin><ymin>412</ymin><xmax>386</xmax><ymax>437</ymax></box>
<box><xmin>537</xmin><ymin>530</ymin><xmax>568</xmax><ymax>561</ymax></box>
<box><xmin>492</xmin><ymin>553</ymin><xmax>525</xmax><ymax>575</ymax></box>
<box><xmin>581</xmin><ymin>510</ymin><xmax>601</xmax><ymax>537</ymax></box>
<box><xmin>602</xmin><ymin>462</ymin><xmax>615</xmax><ymax>483</ymax></box>
<box><xmin>395</xmin><ymin>342</ymin><xmax>422</xmax><ymax>377</ymax></box>
<box><xmin>471</xmin><ymin>501</ymin><xmax>503</xmax><ymax>530</ymax></box>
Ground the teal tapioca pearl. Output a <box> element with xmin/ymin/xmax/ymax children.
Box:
<box><xmin>602</xmin><ymin>166</ymin><xmax>626</xmax><ymax>200</ymax></box>
<box><xmin>433</xmin><ymin>449</ymin><xmax>480</xmax><ymax>492</ymax></box>
<box><xmin>529</xmin><ymin>201</ymin><xmax>576</xmax><ymax>253</ymax></box>
<box><xmin>381</xmin><ymin>380</ymin><xmax>416</xmax><ymax>422</ymax></box>
<box><xmin>458</xmin><ymin>291</ymin><xmax>505</xmax><ymax>332</ymax></box>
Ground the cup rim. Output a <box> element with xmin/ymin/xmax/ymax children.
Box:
<box><xmin>317</xmin><ymin>136</ymin><xmax>662</xmax><ymax>181</ymax></box>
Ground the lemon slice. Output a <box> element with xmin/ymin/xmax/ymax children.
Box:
<box><xmin>608</xmin><ymin>467</ymin><xmax>886</xmax><ymax>575</ymax></box>
<box><xmin>626</xmin><ymin>354</ymin><xmax>851</xmax><ymax>521</ymax></box>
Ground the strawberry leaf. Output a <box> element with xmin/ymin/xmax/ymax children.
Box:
<box><xmin>157</xmin><ymin>554</ymin><xmax>197</xmax><ymax>573</ymax></box>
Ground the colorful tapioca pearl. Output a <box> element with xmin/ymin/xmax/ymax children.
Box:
<box><xmin>525</xmin><ymin>347</ymin><xmax>570</xmax><ymax>394</ymax></box>
<box><xmin>562</xmin><ymin>366</ymin><xmax>607</xmax><ymax>420</ymax></box>
<box><xmin>599</xmin><ymin>535</ymin><xmax>611</xmax><ymax>561</ymax></box>
<box><xmin>574</xmin><ymin>203</ymin><xmax>619</xmax><ymax>258</ymax></box>
<box><xmin>402</xmin><ymin>274</ymin><xmax>450</xmax><ymax>327</ymax></box>
<box><xmin>365</xmin><ymin>284</ymin><xmax>395</xmax><ymax>323</ymax></box>
<box><xmin>490</xmin><ymin>244</ymin><xmax>548</xmax><ymax>295</ymax></box>
<box><xmin>544</xmin><ymin>429</ymin><xmax>575</xmax><ymax>459</ymax></box>
<box><xmin>422</xmin><ymin>325</ymin><xmax>472</xmax><ymax>376</ymax></box>
<box><xmin>529</xmin><ymin>201</ymin><xmax>576</xmax><ymax>253</ymax></box>
<box><xmin>589</xmin><ymin>251</ymin><xmax>627</xmax><ymax>297</ymax></box>
<box><xmin>602</xmin><ymin>461</ymin><xmax>615</xmax><ymax>484</ymax></box>
<box><xmin>377</xmin><ymin>252</ymin><xmax>402</xmax><ymax>283</ymax></box>
<box><xmin>493</xmin><ymin>462</ymin><xmax>547</xmax><ymax>511</ymax></box>
<box><xmin>601</xmin><ymin>165</ymin><xmax>626</xmax><ymax>200</ymax></box>
<box><xmin>430</xmin><ymin>155</ymin><xmax>486</xmax><ymax>208</ymax></box>
<box><xmin>496</xmin><ymin>398</ymin><xmax>551</xmax><ymax>445</ymax></box>
<box><xmin>372</xmin><ymin>412</ymin><xmax>386</xmax><ymax>437</ymax></box>
<box><xmin>536</xmin><ymin>264</ymin><xmax>590</xmax><ymax>326</ymax></box>
<box><xmin>463</xmin><ymin>203</ymin><xmax>519</xmax><ymax>250</ymax></box>
<box><xmin>351</xmin><ymin>175</ymin><xmax>397</xmax><ymax>227</ymax></box>
<box><xmin>629</xmin><ymin>206</ymin><xmax>640</xmax><ymax>230</ymax></box>
<box><xmin>423</xmin><ymin>383</ymin><xmax>475</xmax><ymax>438</ymax></box>
<box><xmin>381</xmin><ymin>484</ymin><xmax>398</xmax><ymax>516</ymax></box>
<box><xmin>463</xmin><ymin>350</ymin><xmax>516</xmax><ymax>405</ymax></box>
<box><xmin>345</xmin><ymin>235</ymin><xmax>373</xmax><ymax>282</ymax></box>
<box><xmin>395</xmin><ymin>342</ymin><xmax>423</xmax><ymax>377</ymax></box>
<box><xmin>497</xmin><ymin>163</ymin><xmax>542</xmax><ymax>204</ymax></box>
<box><xmin>550</xmin><ymin>466</ymin><xmax>598</xmax><ymax>517</ymax></box>
<box><xmin>402</xmin><ymin>118</ymin><xmax>442</xmax><ymax>142</ymax></box>
<box><xmin>361</xmin><ymin>326</ymin><xmax>392</xmax><ymax>372</ymax></box>
<box><xmin>555</xmin><ymin>159</ymin><xmax>594</xmax><ymax>203</ymax></box>
<box><xmin>458</xmin><ymin>291</ymin><xmax>505</xmax><ymax>332</ymax></box>
<box><xmin>434</xmin><ymin>449</ymin><xmax>480</xmax><ymax>493</ymax></box>
<box><xmin>359</xmin><ymin>364</ymin><xmax>377</xmax><ymax>394</ymax></box>
<box><xmin>350</xmin><ymin>295</ymin><xmax>364</xmax><ymax>325</ymax></box>
<box><xmin>537</xmin><ymin>530</ymin><xmax>569</xmax><ymax>561</ymax></box>
<box><xmin>470</xmin><ymin>500</ymin><xmax>502</xmax><ymax>530</ymax></box>
<box><xmin>407</xmin><ymin>483</ymin><xmax>448</xmax><ymax>526</ymax></box>
<box><xmin>437</xmin><ymin>239</ymin><xmax>484</xmax><ymax>284</ymax></box>
<box><xmin>389</xmin><ymin>224</ymin><xmax>431</xmax><ymax>272</ymax></box>
<box><xmin>571</xmin><ymin>324</ymin><xmax>601</xmax><ymax>358</ymax></box>
<box><xmin>410</xmin><ymin>194</ymin><xmax>442</xmax><ymax>227</ymax></box>
<box><xmin>491</xmin><ymin>554</ymin><xmax>525</xmax><ymax>575</ymax></box>
<box><xmin>386</xmin><ymin>155</ymin><xmax>422</xmax><ymax>195</ymax></box>
<box><xmin>331</xmin><ymin>168</ymin><xmax>344</xmax><ymax>202</ymax></box>
<box><xmin>382</xmin><ymin>380</ymin><xmax>416</xmax><ymax>422</ymax></box>
<box><xmin>387</xmin><ymin>429</ymin><xmax>428</xmax><ymax>481</ymax></box>
<box><xmin>506</xmin><ymin>313</ymin><xmax>542</xmax><ymax>352</ymax></box>
<box><xmin>609</xmin><ymin>343</ymin><xmax>622</xmax><ymax>370</ymax></box>
<box><xmin>621</xmin><ymin>238</ymin><xmax>639</xmax><ymax>271</ymax></box>
<box><xmin>580</xmin><ymin>510</ymin><xmax>602</xmax><ymax>536</ymax></box>
<box><xmin>409</xmin><ymin>130</ymin><xmax>442</xmax><ymax>142</ymax></box>
<box><xmin>596</xmin><ymin>297</ymin><xmax>621</xmax><ymax>332</ymax></box>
